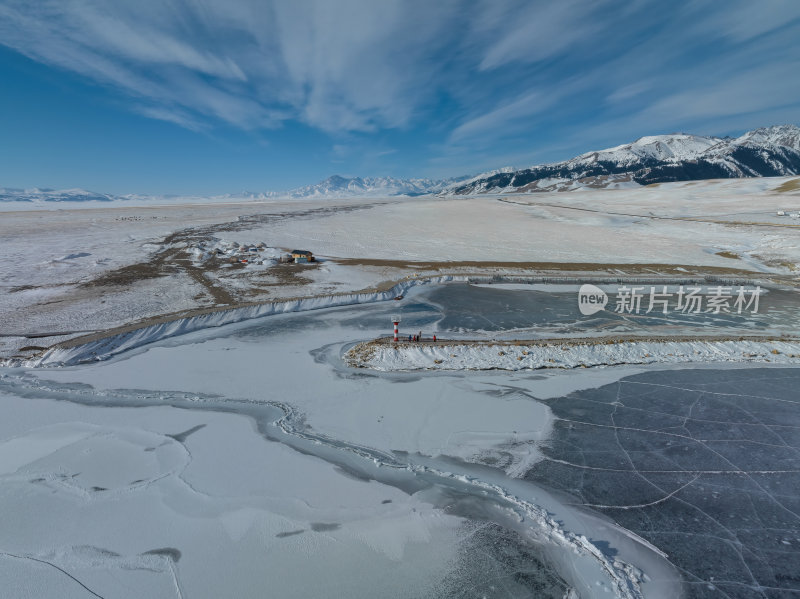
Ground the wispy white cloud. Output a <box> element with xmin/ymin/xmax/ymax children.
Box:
<box><xmin>448</xmin><ymin>91</ymin><xmax>556</xmax><ymax>142</ymax></box>
<box><xmin>134</xmin><ymin>105</ymin><xmax>208</xmax><ymax>132</ymax></box>
<box><xmin>641</xmin><ymin>62</ymin><xmax>800</xmax><ymax>123</ymax></box>
<box><xmin>453</xmin><ymin>0</ymin><xmax>800</xmax><ymax>159</ymax></box>
<box><xmin>0</xmin><ymin>0</ymin><xmax>798</xmax><ymax>162</ymax></box>
<box><xmin>0</xmin><ymin>0</ymin><xmax>471</xmax><ymax>134</ymax></box>
<box><xmin>0</xmin><ymin>1</ymin><xmax>282</xmax><ymax>130</ymax></box>
<box><xmin>688</xmin><ymin>0</ymin><xmax>800</xmax><ymax>42</ymax></box>
<box><xmin>606</xmin><ymin>81</ymin><xmax>653</xmax><ymax>104</ymax></box>
<box><xmin>475</xmin><ymin>0</ymin><xmax>612</xmax><ymax>71</ymax></box>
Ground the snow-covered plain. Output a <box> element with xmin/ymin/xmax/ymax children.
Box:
<box><xmin>2</xmin><ymin>180</ymin><xmax>800</xmax><ymax>598</ymax></box>
<box><xmin>2</xmin><ymin>177</ymin><xmax>799</xmax><ymax>358</ymax></box>
<box><xmin>262</xmin><ymin>178</ymin><xmax>800</xmax><ymax>266</ymax></box>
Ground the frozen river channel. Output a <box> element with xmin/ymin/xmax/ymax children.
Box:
<box><xmin>0</xmin><ymin>282</ymin><xmax>798</xmax><ymax>598</ymax></box>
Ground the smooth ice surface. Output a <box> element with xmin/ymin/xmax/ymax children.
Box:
<box><xmin>526</xmin><ymin>367</ymin><xmax>800</xmax><ymax>599</ymax></box>
<box><xmin>428</xmin><ymin>283</ymin><xmax>799</xmax><ymax>338</ymax></box>
<box><xmin>0</xmin><ymin>390</ymin><xmax>469</xmax><ymax>599</ymax></box>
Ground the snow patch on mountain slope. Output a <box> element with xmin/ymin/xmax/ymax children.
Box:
<box><xmin>578</xmin><ymin>134</ymin><xmax>721</xmax><ymax>164</ymax></box>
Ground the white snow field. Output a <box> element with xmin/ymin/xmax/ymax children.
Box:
<box><xmin>1</xmin><ymin>179</ymin><xmax>800</xmax><ymax>598</ymax></box>
<box><xmin>1</xmin><ymin>176</ymin><xmax>799</xmax><ymax>358</ymax></box>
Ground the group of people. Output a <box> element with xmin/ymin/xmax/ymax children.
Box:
<box><xmin>407</xmin><ymin>332</ymin><xmax>437</xmax><ymax>342</ymax></box>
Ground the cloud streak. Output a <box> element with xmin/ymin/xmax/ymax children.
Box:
<box><xmin>0</xmin><ymin>0</ymin><xmax>468</xmax><ymax>134</ymax></box>
<box><xmin>0</xmin><ymin>0</ymin><xmax>798</xmax><ymax>163</ymax></box>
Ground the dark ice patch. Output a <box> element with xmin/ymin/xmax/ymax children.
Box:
<box><xmin>527</xmin><ymin>367</ymin><xmax>800</xmax><ymax>598</ymax></box>
<box><xmin>74</xmin><ymin>545</ymin><xmax>121</xmax><ymax>559</ymax></box>
<box><xmin>388</xmin><ymin>375</ymin><xmax>423</xmax><ymax>384</ymax></box>
<box><xmin>142</xmin><ymin>548</ymin><xmax>182</xmax><ymax>562</ymax></box>
<box><xmin>310</xmin><ymin>522</ymin><xmax>340</xmax><ymax>532</ymax></box>
<box><xmin>62</xmin><ymin>253</ymin><xmax>92</xmax><ymax>260</ymax></box>
<box><xmin>276</xmin><ymin>529</ymin><xmax>306</xmax><ymax>538</ymax></box>
<box><xmin>333</xmin><ymin>465</ymin><xmax>371</xmax><ymax>483</ymax></box>
<box><xmin>167</xmin><ymin>424</ymin><xmax>206</xmax><ymax>443</ymax></box>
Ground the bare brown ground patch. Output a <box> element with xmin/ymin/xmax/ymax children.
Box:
<box><xmin>82</xmin><ymin>261</ymin><xmax>168</xmax><ymax>287</ymax></box>
<box><xmin>77</xmin><ymin>204</ymin><xmax>367</xmax><ymax>304</ymax></box>
<box><xmin>18</xmin><ymin>345</ymin><xmax>48</xmax><ymax>352</ymax></box>
<box><xmin>775</xmin><ymin>178</ymin><xmax>800</xmax><ymax>193</ymax></box>
<box><xmin>330</xmin><ymin>258</ymin><xmax>753</xmax><ymax>276</ymax></box>
<box><xmin>220</xmin><ymin>262</ymin><xmax>319</xmax><ymax>301</ymax></box>
<box><xmin>751</xmin><ymin>254</ymin><xmax>799</xmax><ymax>272</ymax></box>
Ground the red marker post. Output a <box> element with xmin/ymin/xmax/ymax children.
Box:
<box><xmin>391</xmin><ymin>315</ymin><xmax>401</xmax><ymax>342</ymax></box>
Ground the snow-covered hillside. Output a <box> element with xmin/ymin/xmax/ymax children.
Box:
<box><xmin>283</xmin><ymin>175</ymin><xmax>464</xmax><ymax>198</ymax></box>
<box><xmin>0</xmin><ymin>176</ymin><xmax>467</xmax><ymax>205</ymax></box>
<box><xmin>448</xmin><ymin>124</ymin><xmax>800</xmax><ymax>194</ymax></box>
<box><xmin>0</xmin><ymin>187</ymin><xmax>120</xmax><ymax>203</ymax></box>
<box><xmin>577</xmin><ymin>134</ymin><xmax>720</xmax><ymax>165</ymax></box>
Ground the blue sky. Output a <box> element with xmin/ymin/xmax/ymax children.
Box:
<box><xmin>1</xmin><ymin>0</ymin><xmax>799</xmax><ymax>195</ymax></box>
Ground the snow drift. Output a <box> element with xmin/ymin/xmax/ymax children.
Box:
<box><xmin>349</xmin><ymin>339</ymin><xmax>800</xmax><ymax>371</ymax></box>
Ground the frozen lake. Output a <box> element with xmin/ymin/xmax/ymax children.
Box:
<box><xmin>1</xmin><ymin>282</ymin><xmax>798</xmax><ymax>598</ymax></box>
<box><xmin>526</xmin><ymin>366</ymin><xmax>800</xmax><ymax>599</ymax></box>
<box><xmin>425</xmin><ymin>282</ymin><xmax>800</xmax><ymax>338</ymax></box>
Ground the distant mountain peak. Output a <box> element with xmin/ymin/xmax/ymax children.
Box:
<box><xmin>445</xmin><ymin>124</ymin><xmax>800</xmax><ymax>195</ymax></box>
<box><xmin>0</xmin><ymin>187</ymin><xmax>119</xmax><ymax>203</ymax></box>
<box><xmin>282</xmin><ymin>174</ymin><xmax>468</xmax><ymax>198</ymax></box>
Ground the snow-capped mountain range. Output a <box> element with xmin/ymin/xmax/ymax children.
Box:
<box><xmin>0</xmin><ymin>176</ymin><xmax>465</xmax><ymax>204</ymax></box>
<box><xmin>283</xmin><ymin>174</ymin><xmax>462</xmax><ymax>198</ymax></box>
<box><xmin>2</xmin><ymin>125</ymin><xmax>798</xmax><ymax>203</ymax></box>
<box><xmin>448</xmin><ymin>124</ymin><xmax>800</xmax><ymax>194</ymax></box>
<box><xmin>0</xmin><ymin>187</ymin><xmax>121</xmax><ymax>203</ymax></box>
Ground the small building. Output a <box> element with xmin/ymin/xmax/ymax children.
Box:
<box><xmin>291</xmin><ymin>249</ymin><xmax>314</xmax><ymax>263</ymax></box>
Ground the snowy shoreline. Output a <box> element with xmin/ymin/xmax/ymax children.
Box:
<box><xmin>0</xmin><ymin>366</ymin><xmax>667</xmax><ymax>599</ymax></box>
<box><xmin>347</xmin><ymin>337</ymin><xmax>800</xmax><ymax>371</ymax></box>
<box><xmin>12</xmin><ymin>276</ymin><xmax>474</xmax><ymax>367</ymax></box>
<box><xmin>9</xmin><ymin>273</ymin><xmax>774</xmax><ymax>368</ymax></box>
